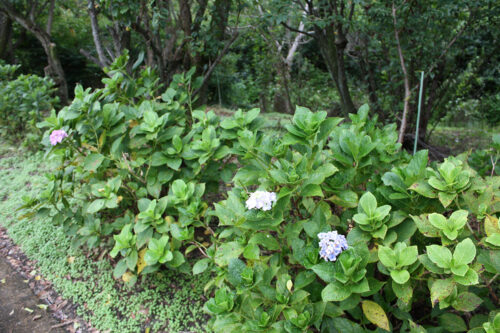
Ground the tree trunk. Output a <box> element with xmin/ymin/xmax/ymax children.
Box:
<box><xmin>392</xmin><ymin>2</ymin><xmax>411</xmax><ymax>145</ymax></box>
<box><xmin>87</xmin><ymin>0</ymin><xmax>109</xmax><ymax>68</ymax></box>
<box><xmin>0</xmin><ymin>13</ymin><xmax>12</xmax><ymax>61</ymax></box>
<box><xmin>314</xmin><ymin>27</ymin><xmax>356</xmax><ymax>115</ymax></box>
<box><xmin>276</xmin><ymin>61</ymin><xmax>294</xmax><ymax>114</ymax></box>
<box><xmin>46</xmin><ymin>0</ymin><xmax>55</xmax><ymax>35</ymax></box>
<box><xmin>1</xmin><ymin>8</ymin><xmax>68</xmax><ymax>103</ymax></box>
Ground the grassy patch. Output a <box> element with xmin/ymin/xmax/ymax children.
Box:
<box><xmin>0</xmin><ymin>146</ymin><xmax>211</xmax><ymax>332</ymax></box>
<box><xmin>429</xmin><ymin>125</ymin><xmax>498</xmax><ymax>155</ymax></box>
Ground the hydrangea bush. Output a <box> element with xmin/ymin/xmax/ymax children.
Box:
<box><xmin>24</xmin><ymin>60</ymin><xmax>500</xmax><ymax>331</ymax></box>
<box><xmin>202</xmin><ymin>106</ymin><xmax>500</xmax><ymax>331</ymax></box>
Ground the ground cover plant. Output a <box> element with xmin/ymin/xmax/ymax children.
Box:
<box><xmin>0</xmin><ymin>145</ymin><xmax>210</xmax><ymax>332</ymax></box>
<box><xmin>16</xmin><ymin>57</ymin><xmax>500</xmax><ymax>332</ymax></box>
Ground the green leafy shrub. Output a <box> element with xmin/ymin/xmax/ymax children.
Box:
<box><xmin>24</xmin><ymin>61</ymin><xmax>500</xmax><ymax>331</ymax></box>
<box><xmin>202</xmin><ymin>106</ymin><xmax>500</xmax><ymax>331</ymax></box>
<box><xmin>0</xmin><ymin>62</ymin><xmax>58</xmax><ymax>146</ymax></box>
<box><xmin>25</xmin><ymin>55</ymin><xmax>262</xmax><ymax>283</ymax></box>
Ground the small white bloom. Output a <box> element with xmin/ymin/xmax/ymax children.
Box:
<box><xmin>245</xmin><ymin>191</ymin><xmax>277</xmax><ymax>211</ymax></box>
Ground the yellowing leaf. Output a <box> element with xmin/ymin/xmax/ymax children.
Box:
<box><xmin>98</xmin><ymin>130</ymin><xmax>107</xmax><ymax>148</ymax></box>
<box><xmin>137</xmin><ymin>248</ymin><xmax>148</xmax><ymax>275</ymax></box>
<box><xmin>485</xmin><ymin>215</ymin><xmax>500</xmax><ymax>236</ymax></box>
<box><xmin>129</xmin><ymin>120</ymin><xmax>139</xmax><ymax>128</ymax></box>
<box><xmin>81</xmin><ymin>142</ymin><xmax>98</xmax><ymax>152</ymax></box>
<box><xmin>122</xmin><ymin>271</ymin><xmax>134</xmax><ymax>283</ymax></box>
<box><xmin>362</xmin><ymin>300</ymin><xmax>390</xmax><ymax>331</ymax></box>
<box><xmin>67</xmin><ymin>256</ymin><xmax>75</xmax><ymax>264</ymax></box>
<box><xmin>286</xmin><ymin>280</ymin><xmax>293</xmax><ymax>292</ymax></box>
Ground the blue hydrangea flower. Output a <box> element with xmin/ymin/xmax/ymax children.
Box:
<box><xmin>318</xmin><ymin>231</ymin><xmax>348</xmax><ymax>262</ymax></box>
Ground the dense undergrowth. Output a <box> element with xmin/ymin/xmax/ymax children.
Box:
<box><xmin>0</xmin><ymin>145</ymin><xmax>210</xmax><ymax>332</ymax></box>
<box><xmin>8</xmin><ymin>56</ymin><xmax>500</xmax><ymax>332</ymax></box>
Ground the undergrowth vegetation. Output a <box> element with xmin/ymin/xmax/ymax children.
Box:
<box><xmin>0</xmin><ymin>63</ymin><xmax>58</xmax><ymax>147</ymax></box>
<box><xmin>13</xmin><ymin>58</ymin><xmax>500</xmax><ymax>332</ymax></box>
<box><xmin>0</xmin><ymin>146</ymin><xmax>210</xmax><ymax>332</ymax></box>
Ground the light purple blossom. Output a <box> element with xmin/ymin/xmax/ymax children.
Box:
<box><xmin>49</xmin><ymin>129</ymin><xmax>68</xmax><ymax>146</ymax></box>
<box><xmin>318</xmin><ymin>231</ymin><xmax>348</xmax><ymax>262</ymax></box>
<box><xmin>245</xmin><ymin>191</ymin><xmax>277</xmax><ymax>211</ymax></box>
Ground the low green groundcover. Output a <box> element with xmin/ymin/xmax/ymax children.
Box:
<box><xmin>0</xmin><ymin>146</ymin><xmax>210</xmax><ymax>332</ymax></box>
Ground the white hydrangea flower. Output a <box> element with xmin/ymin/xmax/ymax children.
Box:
<box><xmin>245</xmin><ymin>191</ymin><xmax>277</xmax><ymax>211</ymax></box>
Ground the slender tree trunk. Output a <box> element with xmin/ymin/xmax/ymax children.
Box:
<box><xmin>46</xmin><ymin>0</ymin><xmax>55</xmax><ymax>35</ymax></box>
<box><xmin>392</xmin><ymin>2</ymin><xmax>411</xmax><ymax>145</ymax></box>
<box><xmin>315</xmin><ymin>27</ymin><xmax>356</xmax><ymax>115</ymax></box>
<box><xmin>86</xmin><ymin>0</ymin><xmax>109</xmax><ymax>68</ymax></box>
<box><xmin>0</xmin><ymin>13</ymin><xmax>12</xmax><ymax>61</ymax></box>
<box><xmin>0</xmin><ymin>4</ymin><xmax>68</xmax><ymax>103</ymax></box>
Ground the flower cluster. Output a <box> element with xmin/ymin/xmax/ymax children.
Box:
<box><xmin>245</xmin><ymin>191</ymin><xmax>277</xmax><ymax>211</ymax></box>
<box><xmin>318</xmin><ymin>231</ymin><xmax>348</xmax><ymax>262</ymax></box>
<box><xmin>49</xmin><ymin>129</ymin><xmax>68</xmax><ymax>146</ymax></box>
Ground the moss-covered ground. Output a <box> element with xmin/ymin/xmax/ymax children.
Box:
<box><xmin>0</xmin><ymin>144</ymin><xmax>211</xmax><ymax>332</ymax></box>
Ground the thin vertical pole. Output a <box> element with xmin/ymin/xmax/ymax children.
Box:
<box><xmin>414</xmin><ymin>71</ymin><xmax>424</xmax><ymax>155</ymax></box>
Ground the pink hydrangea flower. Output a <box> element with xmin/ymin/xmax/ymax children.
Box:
<box><xmin>49</xmin><ymin>129</ymin><xmax>68</xmax><ymax>146</ymax></box>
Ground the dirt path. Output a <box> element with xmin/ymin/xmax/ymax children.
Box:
<box><xmin>0</xmin><ymin>257</ymin><xmax>66</xmax><ymax>333</ymax></box>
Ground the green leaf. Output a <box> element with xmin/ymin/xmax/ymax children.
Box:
<box><xmin>113</xmin><ymin>259</ymin><xmax>128</xmax><ymax>279</ymax></box>
<box><xmin>485</xmin><ymin>233</ymin><xmax>500</xmax><ymax>247</ymax></box>
<box><xmin>430</xmin><ymin>279</ymin><xmax>455</xmax><ymax>307</ymax></box>
<box><xmin>311</xmin><ymin>262</ymin><xmax>336</xmax><ymax>283</ymax></box>
<box><xmin>453</xmin><ymin>238</ymin><xmax>476</xmax><ymax>266</ymax></box>
<box><xmin>227</xmin><ymin>258</ymin><xmax>246</xmax><ymax>286</ymax></box>
<box><xmin>390</xmin><ymin>269</ymin><xmax>410</xmax><ymax>284</ymax></box>
<box><xmin>438</xmin><ymin>313</ymin><xmax>467</xmax><ymax>332</ymax></box>
<box><xmin>294</xmin><ymin>271</ymin><xmax>316</xmax><ymax>290</ymax></box>
<box><xmin>87</xmin><ymin>199</ymin><xmax>105</xmax><ymax>214</ymax></box>
<box><xmin>426</xmin><ymin>245</ymin><xmax>452</xmax><ymax>268</ymax></box>
<box><xmin>453</xmin><ymin>268</ymin><xmax>479</xmax><ymax>286</ymax></box>
<box><xmin>428</xmin><ymin>213</ymin><xmax>447</xmax><ymax>230</ymax></box>
<box><xmin>322</xmin><ymin>281</ymin><xmax>352</xmax><ymax>302</ymax></box>
<box><xmin>409</xmin><ymin>180</ymin><xmax>437</xmax><ymax>198</ymax></box>
<box><xmin>243</xmin><ymin>243</ymin><xmax>260</xmax><ymax>260</ymax></box>
<box><xmin>359</xmin><ymin>192</ymin><xmax>377</xmax><ymax>216</ymax></box>
<box><xmin>391</xmin><ymin>280</ymin><xmax>412</xmax><ymax>304</ymax></box>
<box><xmin>300</xmin><ymin>184</ymin><xmax>323</xmax><ymax>197</ymax></box>
<box><xmin>453</xmin><ymin>292</ymin><xmax>483</xmax><ymax>312</ymax></box>
<box><xmin>214</xmin><ymin>242</ymin><xmax>244</xmax><ymax>267</ymax></box>
<box><xmin>378</xmin><ymin>246</ymin><xmax>397</xmax><ymax>268</ymax></box>
<box><xmin>167</xmin><ymin>251</ymin><xmax>185</xmax><ymax>267</ymax></box>
<box><xmin>84</xmin><ymin>153</ymin><xmax>105</xmax><ymax>172</ymax></box>
<box><xmin>398</xmin><ymin>246</ymin><xmax>418</xmax><ymax>267</ymax></box>
<box><xmin>411</xmin><ymin>214</ymin><xmax>440</xmax><ymax>238</ymax></box>
<box><xmin>193</xmin><ymin>258</ymin><xmax>210</xmax><ymax>275</ymax></box>
<box><xmin>361</xmin><ymin>300</ymin><xmax>390</xmax><ymax>331</ymax></box>
<box><xmin>438</xmin><ymin>192</ymin><xmax>457</xmax><ymax>208</ymax></box>
<box><xmin>151</xmin><ymin>152</ymin><xmax>168</xmax><ymax>166</ymax></box>
<box><xmin>327</xmin><ymin>190</ymin><xmax>358</xmax><ymax>208</ymax></box>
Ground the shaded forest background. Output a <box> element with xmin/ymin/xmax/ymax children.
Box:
<box><xmin>1</xmin><ymin>0</ymin><xmax>499</xmax><ymax>146</ymax></box>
